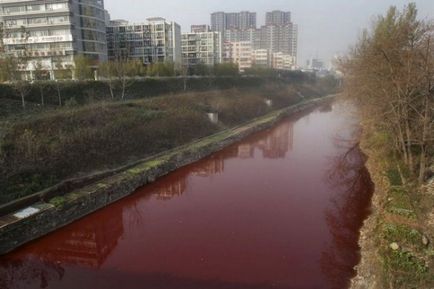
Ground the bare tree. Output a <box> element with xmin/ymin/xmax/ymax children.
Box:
<box><xmin>98</xmin><ymin>61</ymin><xmax>116</xmax><ymax>99</ymax></box>
<box><xmin>10</xmin><ymin>26</ymin><xmax>32</xmax><ymax>109</ymax></box>
<box><xmin>33</xmin><ymin>60</ymin><xmax>49</xmax><ymax>106</ymax></box>
<box><xmin>341</xmin><ymin>3</ymin><xmax>434</xmax><ymax>184</ymax></box>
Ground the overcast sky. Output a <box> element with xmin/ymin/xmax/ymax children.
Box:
<box><xmin>104</xmin><ymin>0</ymin><xmax>434</xmax><ymax>66</ymax></box>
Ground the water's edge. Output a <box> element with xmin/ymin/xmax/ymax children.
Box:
<box><xmin>0</xmin><ymin>95</ymin><xmax>336</xmax><ymax>255</ymax></box>
<box><xmin>350</xmin><ymin>126</ymin><xmax>385</xmax><ymax>289</ymax></box>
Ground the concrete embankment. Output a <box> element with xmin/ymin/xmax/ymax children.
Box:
<box><xmin>0</xmin><ymin>95</ymin><xmax>335</xmax><ymax>255</ymax></box>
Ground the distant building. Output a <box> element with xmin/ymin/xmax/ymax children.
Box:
<box><xmin>223</xmin><ymin>41</ymin><xmax>233</xmax><ymax>63</ymax></box>
<box><xmin>306</xmin><ymin>58</ymin><xmax>325</xmax><ymax>70</ymax></box>
<box><xmin>212</xmin><ymin>10</ymin><xmax>298</xmax><ymax>67</ymax></box>
<box><xmin>104</xmin><ymin>10</ymin><xmax>111</xmax><ymax>26</ymax></box>
<box><xmin>224</xmin><ymin>28</ymin><xmax>260</xmax><ymax>48</ymax></box>
<box><xmin>225</xmin><ymin>12</ymin><xmax>239</xmax><ymax>30</ymax></box>
<box><xmin>106</xmin><ymin>17</ymin><xmax>181</xmax><ymax>66</ymax></box>
<box><xmin>0</xmin><ymin>0</ymin><xmax>108</xmax><ymax>79</ymax></box>
<box><xmin>252</xmin><ymin>49</ymin><xmax>271</xmax><ymax>68</ymax></box>
<box><xmin>230</xmin><ymin>41</ymin><xmax>253</xmax><ymax>72</ymax></box>
<box><xmin>191</xmin><ymin>25</ymin><xmax>210</xmax><ymax>33</ymax></box>
<box><xmin>266</xmin><ymin>10</ymin><xmax>291</xmax><ymax>26</ymax></box>
<box><xmin>258</xmin><ymin>23</ymin><xmax>297</xmax><ymax>59</ymax></box>
<box><xmin>272</xmin><ymin>52</ymin><xmax>295</xmax><ymax>70</ymax></box>
<box><xmin>211</xmin><ymin>11</ymin><xmax>256</xmax><ymax>32</ymax></box>
<box><xmin>239</xmin><ymin>11</ymin><xmax>257</xmax><ymax>30</ymax></box>
<box><xmin>211</xmin><ymin>12</ymin><xmax>226</xmax><ymax>33</ymax></box>
<box><xmin>181</xmin><ymin>30</ymin><xmax>222</xmax><ymax>67</ymax></box>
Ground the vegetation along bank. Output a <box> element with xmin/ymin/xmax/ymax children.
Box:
<box><xmin>0</xmin><ymin>73</ymin><xmax>337</xmax><ymax>205</ymax></box>
<box><xmin>0</xmin><ymin>91</ymin><xmax>336</xmax><ymax>254</ymax></box>
<box><xmin>343</xmin><ymin>4</ymin><xmax>434</xmax><ymax>289</ymax></box>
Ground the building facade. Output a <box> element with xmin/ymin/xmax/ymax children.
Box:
<box><xmin>259</xmin><ymin>23</ymin><xmax>297</xmax><ymax>55</ymax></box>
<box><xmin>0</xmin><ymin>0</ymin><xmax>107</xmax><ymax>78</ymax></box>
<box><xmin>211</xmin><ymin>11</ymin><xmax>256</xmax><ymax>32</ymax></box>
<box><xmin>229</xmin><ymin>41</ymin><xmax>252</xmax><ymax>72</ymax></box>
<box><xmin>106</xmin><ymin>17</ymin><xmax>181</xmax><ymax>66</ymax></box>
<box><xmin>258</xmin><ymin>22</ymin><xmax>297</xmax><ymax>62</ymax></box>
<box><xmin>191</xmin><ymin>25</ymin><xmax>209</xmax><ymax>33</ymax></box>
<box><xmin>224</xmin><ymin>28</ymin><xmax>260</xmax><ymax>48</ymax></box>
<box><xmin>181</xmin><ymin>30</ymin><xmax>222</xmax><ymax>67</ymax></box>
<box><xmin>265</xmin><ymin>10</ymin><xmax>291</xmax><ymax>26</ymax></box>
<box><xmin>239</xmin><ymin>11</ymin><xmax>256</xmax><ymax>30</ymax></box>
<box><xmin>210</xmin><ymin>12</ymin><xmax>225</xmax><ymax>33</ymax></box>
<box><xmin>252</xmin><ymin>49</ymin><xmax>271</xmax><ymax>68</ymax></box>
<box><xmin>212</xmin><ymin>10</ymin><xmax>298</xmax><ymax>67</ymax></box>
<box><xmin>272</xmin><ymin>52</ymin><xmax>295</xmax><ymax>70</ymax></box>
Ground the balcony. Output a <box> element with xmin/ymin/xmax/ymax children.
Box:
<box><xmin>3</xmin><ymin>34</ymin><xmax>73</xmax><ymax>45</ymax></box>
<box><xmin>0</xmin><ymin>7</ymin><xmax>70</xmax><ymax>17</ymax></box>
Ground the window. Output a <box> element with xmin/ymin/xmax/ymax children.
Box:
<box><xmin>3</xmin><ymin>6</ymin><xmax>26</xmax><ymax>14</ymax></box>
<box><xmin>46</xmin><ymin>3</ymin><xmax>67</xmax><ymax>11</ymax></box>
<box><xmin>27</xmin><ymin>5</ymin><xmax>44</xmax><ymax>12</ymax></box>
<box><xmin>28</xmin><ymin>17</ymin><xmax>48</xmax><ymax>25</ymax></box>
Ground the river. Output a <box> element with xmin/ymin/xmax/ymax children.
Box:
<box><xmin>0</xmin><ymin>100</ymin><xmax>374</xmax><ymax>289</ymax></box>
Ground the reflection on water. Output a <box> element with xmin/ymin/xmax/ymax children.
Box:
<box><xmin>155</xmin><ymin>120</ymin><xmax>294</xmax><ymax>201</ymax></box>
<box><xmin>321</xmin><ymin>134</ymin><xmax>374</xmax><ymax>289</ymax></box>
<box><xmin>0</xmin><ymin>101</ymin><xmax>373</xmax><ymax>289</ymax></box>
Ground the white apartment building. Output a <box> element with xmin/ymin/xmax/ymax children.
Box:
<box><xmin>252</xmin><ymin>49</ymin><xmax>271</xmax><ymax>68</ymax></box>
<box><xmin>0</xmin><ymin>0</ymin><xmax>108</xmax><ymax>79</ymax></box>
<box><xmin>181</xmin><ymin>30</ymin><xmax>222</xmax><ymax>67</ymax></box>
<box><xmin>272</xmin><ymin>52</ymin><xmax>295</xmax><ymax>70</ymax></box>
<box><xmin>106</xmin><ymin>17</ymin><xmax>181</xmax><ymax>66</ymax></box>
<box><xmin>229</xmin><ymin>41</ymin><xmax>252</xmax><ymax>72</ymax></box>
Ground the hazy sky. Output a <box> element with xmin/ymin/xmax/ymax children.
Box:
<box><xmin>104</xmin><ymin>0</ymin><xmax>434</xmax><ymax>65</ymax></box>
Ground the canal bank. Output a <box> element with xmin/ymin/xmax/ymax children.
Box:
<box><xmin>351</xmin><ymin>122</ymin><xmax>434</xmax><ymax>289</ymax></box>
<box><xmin>1</xmin><ymin>98</ymin><xmax>374</xmax><ymax>289</ymax></box>
<box><xmin>0</xmin><ymin>95</ymin><xmax>336</xmax><ymax>255</ymax></box>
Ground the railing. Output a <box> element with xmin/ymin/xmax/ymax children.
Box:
<box><xmin>0</xmin><ymin>7</ymin><xmax>70</xmax><ymax>16</ymax></box>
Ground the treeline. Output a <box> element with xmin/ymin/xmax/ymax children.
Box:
<box><xmin>0</xmin><ymin>74</ymin><xmax>320</xmax><ymax>113</ymax></box>
<box><xmin>341</xmin><ymin>3</ymin><xmax>433</xmax><ymax>184</ymax></box>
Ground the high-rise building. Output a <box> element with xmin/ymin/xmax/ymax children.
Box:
<box><xmin>239</xmin><ymin>11</ymin><xmax>257</xmax><ymax>30</ymax></box>
<box><xmin>104</xmin><ymin>9</ymin><xmax>111</xmax><ymax>26</ymax></box>
<box><xmin>224</xmin><ymin>28</ymin><xmax>260</xmax><ymax>48</ymax></box>
<box><xmin>258</xmin><ymin>11</ymin><xmax>298</xmax><ymax>64</ymax></box>
<box><xmin>225</xmin><ymin>13</ymin><xmax>239</xmax><ymax>30</ymax></box>
<box><xmin>0</xmin><ymin>0</ymin><xmax>108</xmax><ymax>78</ymax></box>
<box><xmin>191</xmin><ymin>25</ymin><xmax>210</xmax><ymax>33</ymax></box>
<box><xmin>212</xmin><ymin>10</ymin><xmax>297</xmax><ymax>66</ymax></box>
<box><xmin>211</xmin><ymin>11</ymin><xmax>256</xmax><ymax>32</ymax></box>
<box><xmin>259</xmin><ymin>23</ymin><xmax>297</xmax><ymax>56</ymax></box>
<box><xmin>211</xmin><ymin>12</ymin><xmax>225</xmax><ymax>33</ymax></box>
<box><xmin>106</xmin><ymin>17</ymin><xmax>181</xmax><ymax>66</ymax></box>
<box><xmin>266</xmin><ymin>11</ymin><xmax>291</xmax><ymax>26</ymax></box>
<box><xmin>181</xmin><ymin>30</ymin><xmax>222</xmax><ymax>67</ymax></box>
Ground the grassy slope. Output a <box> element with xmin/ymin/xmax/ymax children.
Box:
<box><xmin>358</xmin><ymin>124</ymin><xmax>434</xmax><ymax>289</ymax></box>
<box><xmin>0</xmin><ymin>83</ymin><xmax>328</xmax><ymax>204</ymax></box>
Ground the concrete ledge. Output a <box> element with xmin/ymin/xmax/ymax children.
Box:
<box><xmin>0</xmin><ymin>95</ymin><xmax>336</xmax><ymax>255</ymax></box>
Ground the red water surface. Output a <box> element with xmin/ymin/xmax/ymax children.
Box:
<box><xmin>0</xmin><ymin>101</ymin><xmax>373</xmax><ymax>289</ymax></box>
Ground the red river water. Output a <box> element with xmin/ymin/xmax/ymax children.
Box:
<box><xmin>0</xmin><ymin>101</ymin><xmax>373</xmax><ymax>289</ymax></box>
